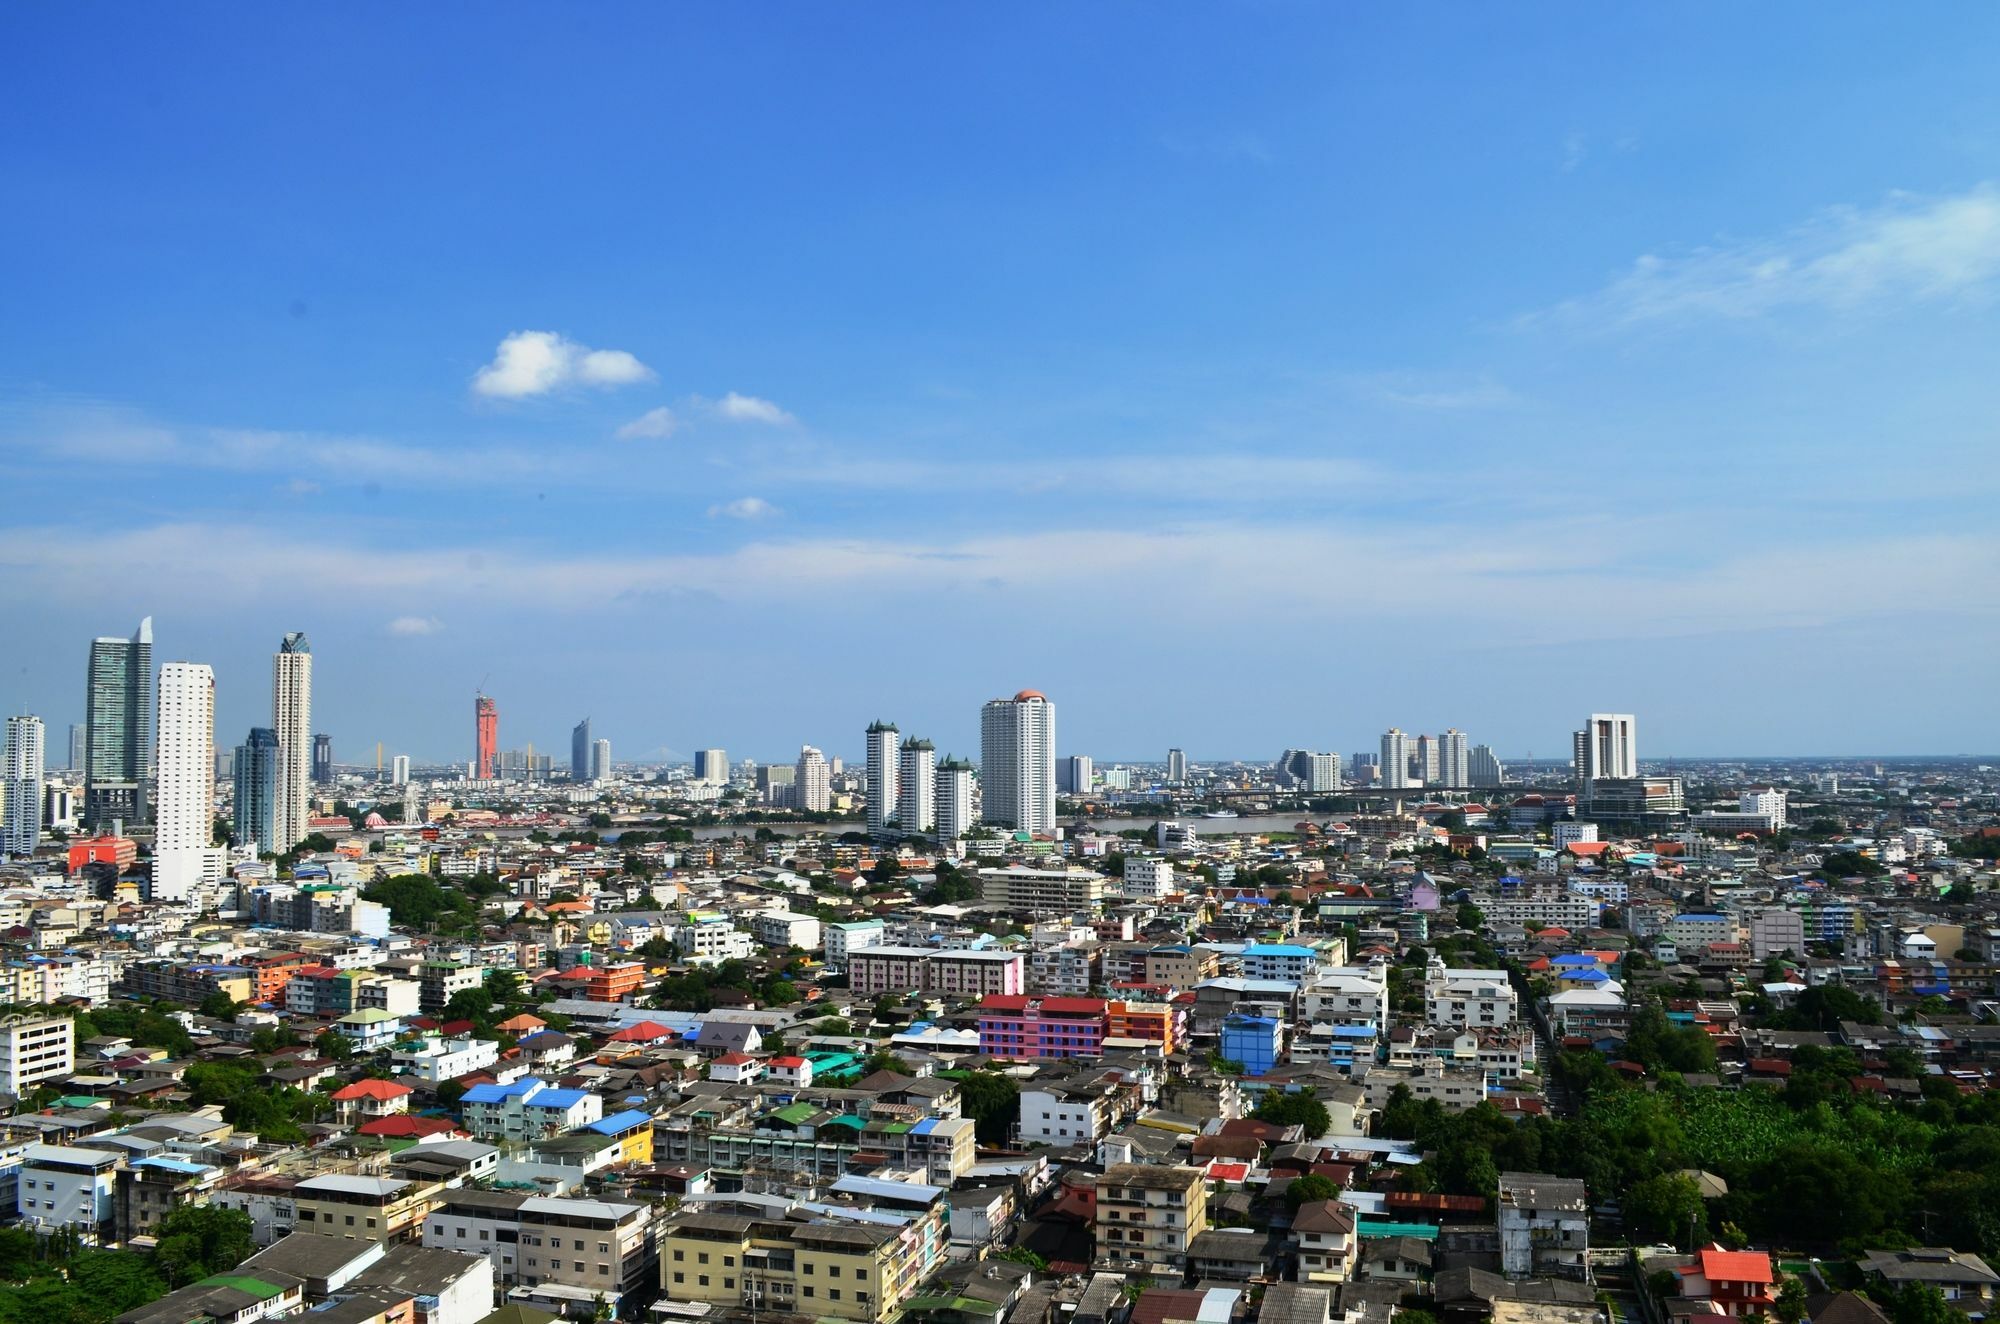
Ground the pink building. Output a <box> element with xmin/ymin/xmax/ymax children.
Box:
<box><xmin>977</xmin><ymin>995</ymin><xmax>1109</xmax><ymax>1060</ymax></box>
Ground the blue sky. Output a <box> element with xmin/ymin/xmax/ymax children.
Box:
<box><xmin>4</xmin><ymin>4</ymin><xmax>1999</xmax><ymax>764</ymax></box>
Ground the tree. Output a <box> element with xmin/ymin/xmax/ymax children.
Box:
<box><xmin>1886</xmin><ymin>1284</ymin><xmax>1972</xmax><ymax>1324</ymax></box>
<box><xmin>956</xmin><ymin>1072</ymin><xmax>1021</xmax><ymax>1145</ymax></box>
<box><xmin>443</xmin><ymin>988</ymin><xmax>495</xmax><ymax>1024</ymax></box>
<box><xmin>1775</xmin><ymin>1279</ymin><xmax>1809</xmax><ymax>1324</ymax></box>
<box><xmin>997</xmin><ymin>1247</ymin><xmax>1048</xmax><ymax>1272</ymax></box>
<box><xmin>485</xmin><ymin>969</ymin><xmax>523</xmax><ymax>1004</ymax></box>
<box><xmin>1255</xmin><ymin>1089</ymin><xmax>1332</xmax><ymax>1140</ymax></box>
<box><xmin>319</xmin><ymin>1030</ymin><xmax>356</xmax><ymax>1061</ymax></box>
<box><xmin>197</xmin><ymin>990</ymin><xmax>240</xmax><ymax>1020</ymax></box>
<box><xmin>814</xmin><ymin>1017</ymin><xmax>853</xmax><ymax>1036</ymax></box>
<box><xmin>1456</xmin><ymin>902</ymin><xmax>1485</xmax><ymax>931</ymax></box>
<box><xmin>1626</xmin><ymin>1173</ymin><xmax>1707</xmax><ymax>1249</ymax></box>
<box><xmin>150</xmin><ymin>1205</ymin><xmax>253</xmax><ymax>1287</ymax></box>
<box><xmin>1286</xmin><ymin>1174</ymin><xmax>1339</xmax><ymax>1211</ymax></box>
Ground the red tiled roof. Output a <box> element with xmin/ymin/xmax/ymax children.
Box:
<box><xmin>1700</xmin><ymin>1248</ymin><xmax>1774</xmax><ymax>1284</ymax></box>
<box><xmin>331</xmin><ymin>1079</ymin><xmax>413</xmax><ymax>1100</ymax></box>
<box><xmin>358</xmin><ymin>1115</ymin><xmax>460</xmax><ymax>1138</ymax></box>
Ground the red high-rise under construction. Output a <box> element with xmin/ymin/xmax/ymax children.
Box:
<box><xmin>475</xmin><ymin>694</ymin><xmax>498</xmax><ymax>779</ymax></box>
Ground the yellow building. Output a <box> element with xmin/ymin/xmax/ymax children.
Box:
<box><xmin>659</xmin><ymin>1212</ymin><xmax>925</xmax><ymax>1322</ymax></box>
<box><xmin>1094</xmin><ymin>1163</ymin><xmax>1209</xmax><ymax>1274</ymax></box>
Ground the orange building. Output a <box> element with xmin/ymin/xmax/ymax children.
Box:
<box><xmin>578</xmin><ymin>961</ymin><xmax>644</xmax><ymax>1003</ymax></box>
<box><xmin>245</xmin><ymin>951</ymin><xmax>314</xmax><ymax>1004</ymax></box>
<box><xmin>68</xmin><ymin>835</ymin><xmax>138</xmax><ymax>872</ymax></box>
<box><xmin>1106</xmin><ymin>1000</ymin><xmax>1178</xmax><ymax>1054</ymax></box>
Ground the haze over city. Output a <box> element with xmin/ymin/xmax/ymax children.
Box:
<box><xmin>5</xmin><ymin>6</ymin><xmax>1999</xmax><ymax>759</ymax></box>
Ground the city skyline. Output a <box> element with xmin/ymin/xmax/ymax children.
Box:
<box><xmin>4</xmin><ymin>8</ymin><xmax>1999</xmax><ymax>759</ymax></box>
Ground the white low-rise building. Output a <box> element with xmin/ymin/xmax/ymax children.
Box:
<box><xmin>391</xmin><ymin>1034</ymin><xmax>501</xmax><ymax>1086</ymax></box>
<box><xmin>17</xmin><ymin>1143</ymin><xmax>119</xmax><ymax>1238</ymax></box>
<box><xmin>1424</xmin><ymin>957</ymin><xmax>1517</xmax><ymax>1028</ymax></box>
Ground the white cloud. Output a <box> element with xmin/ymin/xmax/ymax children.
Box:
<box><xmin>471</xmin><ymin>330</ymin><xmax>654</xmax><ymax>398</ymax></box>
<box><xmin>1531</xmin><ymin>183</ymin><xmax>2000</xmax><ymax>328</ymax></box>
<box><xmin>709</xmin><ymin>392</ymin><xmax>795</xmax><ymax>425</ymax></box>
<box><xmin>615</xmin><ymin>406</ymin><xmax>679</xmax><ymax>440</ymax></box>
<box><xmin>1346</xmin><ymin>373</ymin><xmax>1520</xmax><ymax>412</ymax></box>
<box><xmin>707</xmin><ymin>496</ymin><xmax>778</xmax><ymax>520</ymax></box>
<box><xmin>285</xmin><ymin>478</ymin><xmax>321</xmax><ymax>495</ymax></box>
<box><xmin>1560</xmin><ymin>131</ymin><xmax>1587</xmax><ymax>174</ymax></box>
<box><xmin>6</xmin><ymin>520</ymin><xmax>1996</xmax><ymax>651</ymax></box>
<box><xmin>387</xmin><ymin>615</ymin><xmax>443</xmax><ymax>636</ymax></box>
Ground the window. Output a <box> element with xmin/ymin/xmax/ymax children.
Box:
<box><xmin>803</xmin><ymin>1287</ymin><xmax>814</xmax><ymax>1299</ymax></box>
<box><xmin>673</xmin><ymin>1273</ymin><xmax>684</xmax><ymax>1285</ymax></box>
<box><xmin>829</xmin><ymin>1290</ymin><xmax>841</xmax><ymax>1302</ymax></box>
<box><xmin>673</xmin><ymin>1250</ymin><xmax>683</xmax><ymax>1262</ymax></box>
<box><xmin>698</xmin><ymin>1275</ymin><xmax>709</xmax><ymax>1288</ymax></box>
<box><xmin>698</xmin><ymin>1253</ymin><xmax>709</xmax><ymax>1265</ymax></box>
<box><xmin>724</xmin><ymin>1256</ymin><xmax>735</xmax><ymax>1268</ymax></box>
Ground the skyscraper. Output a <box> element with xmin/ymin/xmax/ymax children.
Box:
<box><xmin>937</xmin><ymin>756</ymin><xmax>975</xmax><ymax>842</ymax></box>
<box><xmin>898</xmin><ymin>738</ymin><xmax>936</xmax><ymax>835</ymax></box>
<box><xmin>154</xmin><ymin>662</ymin><xmax>220</xmax><ymax>902</ymax></box>
<box><xmin>84</xmin><ymin>616</ymin><xmax>152</xmax><ymax>829</ymax></box>
<box><xmin>233</xmin><ymin>727</ymin><xmax>283</xmax><ymax>855</ymax></box>
<box><xmin>694</xmin><ymin>748</ymin><xmax>729</xmax><ymax>785</ymax></box>
<box><xmin>1574</xmin><ymin>713</ymin><xmax>1638</xmax><ymax>787</ymax></box>
<box><xmin>1058</xmin><ymin>754</ymin><xmax>1094</xmax><ymax>796</ymax></box>
<box><xmin>1280</xmin><ymin>750</ymin><xmax>1342</xmax><ymax>793</ymax></box>
<box><xmin>864</xmin><ymin>720</ymin><xmax>901</xmax><ymax>837</ymax></box>
<box><xmin>980</xmin><ymin>690</ymin><xmax>1055</xmax><ymax>833</ymax></box>
<box><xmin>1166</xmin><ymin>748</ymin><xmax>1188</xmax><ymax>784</ymax></box>
<box><xmin>591</xmin><ymin>738</ymin><xmax>612</xmax><ymax>782</ymax></box>
<box><xmin>795</xmin><ymin>745</ymin><xmax>830</xmax><ymax>812</ymax></box>
<box><xmin>1469</xmin><ymin>744</ymin><xmax>1506</xmax><ymax>788</ymax></box>
<box><xmin>475</xmin><ymin>694</ymin><xmax>498</xmax><ymax>779</ymax></box>
<box><xmin>67</xmin><ymin>723</ymin><xmax>84</xmax><ymax>773</ymax></box>
<box><xmin>571</xmin><ymin>718</ymin><xmax>592</xmax><ymax>780</ymax></box>
<box><xmin>1415</xmin><ymin>734</ymin><xmax>1439</xmax><ymax>786</ymax></box>
<box><xmin>391</xmin><ymin>754</ymin><xmax>410</xmax><ymax>786</ymax></box>
<box><xmin>1380</xmin><ymin>729</ymin><xmax>1414</xmax><ymax>790</ymax></box>
<box><xmin>272</xmin><ymin>633</ymin><xmax>313</xmax><ymax>851</ymax></box>
<box><xmin>312</xmin><ymin>733</ymin><xmax>333</xmax><ymax>786</ymax></box>
<box><xmin>1440</xmin><ymin>729</ymin><xmax>1470</xmax><ymax>788</ymax></box>
<box><xmin>3</xmin><ymin>715</ymin><xmax>46</xmax><ymax>857</ymax></box>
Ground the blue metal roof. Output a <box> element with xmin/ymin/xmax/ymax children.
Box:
<box><xmin>527</xmin><ymin>1088</ymin><xmax>591</xmax><ymax>1108</ymax></box>
<box><xmin>588</xmin><ymin>1109</ymin><xmax>654</xmax><ymax>1134</ymax></box>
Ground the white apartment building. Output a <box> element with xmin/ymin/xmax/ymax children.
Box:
<box><xmin>3</xmin><ymin>715</ymin><xmax>45</xmax><ymax>857</ymax></box>
<box><xmin>864</xmin><ymin>721</ymin><xmax>900</xmax><ymax>838</ymax></box>
<box><xmin>1574</xmin><ymin>713</ymin><xmax>1637</xmax><ymax>784</ymax></box>
<box><xmin>1029</xmin><ymin>944</ymin><xmax>1097</xmax><ymax>997</ymax></box>
<box><xmin>937</xmin><ymin>758</ymin><xmax>976</xmax><ymax>841</ymax></box>
<box><xmin>1424</xmin><ymin>957</ymin><xmax>1517</xmax><ymax>1028</ymax></box>
<box><xmin>676</xmin><ymin>916</ymin><xmax>756</xmax><ymax>962</ymax></box>
<box><xmin>0</xmin><ymin>1015</ymin><xmax>75</xmax><ymax>1098</ymax></box>
<box><xmin>1487</xmin><ymin>894</ymin><xmax>1601</xmax><ymax>930</ymax></box>
<box><xmin>1303</xmin><ymin>966</ymin><xmax>1391</xmax><ymax>1030</ymax></box>
<box><xmin>979</xmin><ymin>866</ymin><xmax>1107</xmax><ymax>911</ymax></box>
<box><xmin>1665</xmin><ymin>913</ymin><xmax>1736</xmax><ymax>950</ymax></box>
<box><xmin>750</xmin><ymin>910</ymin><xmax>822</xmax><ymax>952</ymax></box>
<box><xmin>794</xmin><ymin>746</ymin><xmax>831</xmax><ymax>813</ymax></box>
<box><xmin>273</xmin><ymin>632</ymin><xmax>314</xmax><ymax>851</ymax></box>
<box><xmin>1741</xmin><ymin>787</ymin><xmax>1788</xmax><ymax>830</ymax></box>
<box><xmin>390</xmin><ymin>1034</ymin><xmax>500</xmax><ymax>1086</ymax></box>
<box><xmin>154</xmin><ymin>661</ymin><xmax>224</xmax><ymax>903</ymax></box>
<box><xmin>1122</xmin><ymin>857</ymin><xmax>1176</xmax><ymax>900</ymax></box>
<box><xmin>899</xmin><ymin>739</ymin><xmax>937</xmax><ymax>834</ymax></box>
<box><xmin>1552</xmin><ymin>822</ymin><xmax>1599</xmax><ymax>850</ymax></box>
<box><xmin>1439</xmin><ymin>729</ymin><xmax>1470</xmax><ymax>789</ymax></box>
<box><xmin>1019</xmin><ymin>1084</ymin><xmax>1116</xmax><ymax>1146</ymax></box>
<box><xmin>824</xmin><ymin>920</ymin><xmax>886</xmax><ymax>966</ymax></box>
<box><xmin>1380</xmin><ymin>729</ymin><xmax>1414</xmax><ymax>790</ymax></box>
<box><xmin>17</xmin><ymin>1143</ymin><xmax>119</xmax><ymax>1238</ymax></box>
<box><xmin>980</xmin><ymin>691</ymin><xmax>1056</xmax><ymax>834</ymax></box>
